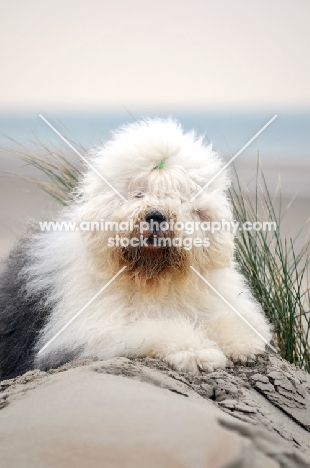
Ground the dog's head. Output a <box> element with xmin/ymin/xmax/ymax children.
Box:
<box><xmin>77</xmin><ymin>119</ymin><xmax>234</xmax><ymax>290</ymax></box>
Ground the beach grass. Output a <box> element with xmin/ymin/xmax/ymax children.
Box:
<box><xmin>229</xmin><ymin>164</ymin><xmax>309</xmax><ymax>371</ymax></box>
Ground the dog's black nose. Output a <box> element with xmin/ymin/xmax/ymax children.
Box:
<box><xmin>145</xmin><ymin>210</ymin><xmax>166</xmax><ymax>224</ymax></box>
<box><xmin>145</xmin><ymin>210</ymin><xmax>167</xmax><ymax>230</ymax></box>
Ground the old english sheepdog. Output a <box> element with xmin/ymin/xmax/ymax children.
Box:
<box><xmin>0</xmin><ymin>119</ymin><xmax>272</xmax><ymax>380</ymax></box>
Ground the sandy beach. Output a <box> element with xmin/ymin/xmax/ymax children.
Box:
<box><xmin>1</xmin><ymin>355</ymin><xmax>310</xmax><ymax>467</ymax></box>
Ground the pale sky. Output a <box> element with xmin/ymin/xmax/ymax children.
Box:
<box><xmin>1</xmin><ymin>0</ymin><xmax>310</xmax><ymax>110</ymax></box>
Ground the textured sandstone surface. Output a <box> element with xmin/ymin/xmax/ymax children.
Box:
<box><xmin>0</xmin><ymin>354</ymin><xmax>309</xmax><ymax>468</ymax></box>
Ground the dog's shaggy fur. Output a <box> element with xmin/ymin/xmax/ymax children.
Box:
<box><xmin>0</xmin><ymin>119</ymin><xmax>272</xmax><ymax>379</ymax></box>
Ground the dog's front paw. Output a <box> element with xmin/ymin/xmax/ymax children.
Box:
<box><xmin>163</xmin><ymin>348</ymin><xmax>228</xmax><ymax>373</ymax></box>
<box><xmin>222</xmin><ymin>339</ymin><xmax>266</xmax><ymax>364</ymax></box>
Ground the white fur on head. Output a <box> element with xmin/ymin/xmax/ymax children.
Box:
<box><xmin>78</xmin><ymin>118</ymin><xmax>234</xmax><ymax>290</ymax></box>
<box><xmin>82</xmin><ymin>118</ymin><xmax>230</xmax><ymax>200</ymax></box>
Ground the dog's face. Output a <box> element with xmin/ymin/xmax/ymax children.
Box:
<box><xmin>78</xmin><ymin>119</ymin><xmax>234</xmax><ymax>290</ymax></box>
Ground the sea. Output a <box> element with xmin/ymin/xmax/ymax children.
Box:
<box><xmin>0</xmin><ymin>110</ymin><xmax>309</xmax><ymax>162</ymax></box>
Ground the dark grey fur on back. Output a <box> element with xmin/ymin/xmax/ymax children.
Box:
<box><xmin>0</xmin><ymin>238</ymin><xmax>54</xmax><ymax>380</ymax></box>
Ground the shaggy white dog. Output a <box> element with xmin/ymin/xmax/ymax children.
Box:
<box><xmin>0</xmin><ymin>119</ymin><xmax>272</xmax><ymax>379</ymax></box>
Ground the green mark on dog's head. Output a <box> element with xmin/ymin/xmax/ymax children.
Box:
<box><xmin>155</xmin><ymin>160</ymin><xmax>166</xmax><ymax>169</ymax></box>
